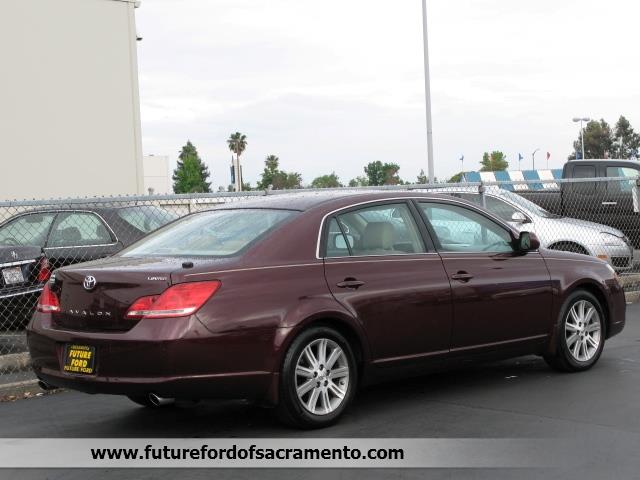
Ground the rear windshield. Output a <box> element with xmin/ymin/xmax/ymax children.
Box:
<box><xmin>120</xmin><ymin>209</ymin><xmax>294</xmax><ymax>257</ymax></box>
<box><xmin>117</xmin><ymin>206</ymin><xmax>178</xmax><ymax>234</ymax></box>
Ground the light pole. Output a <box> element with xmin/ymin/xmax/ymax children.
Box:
<box><xmin>572</xmin><ymin>117</ymin><xmax>590</xmax><ymax>159</ymax></box>
<box><xmin>421</xmin><ymin>0</ymin><xmax>434</xmax><ymax>183</ymax></box>
<box><xmin>532</xmin><ymin>148</ymin><xmax>540</xmax><ymax>170</ymax></box>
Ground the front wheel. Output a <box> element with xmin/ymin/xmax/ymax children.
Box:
<box><xmin>277</xmin><ymin>326</ymin><xmax>357</xmax><ymax>429</ymax></box>
<box><xmin>544</xmin><ymin>290</ymin><xmax>605</xmax><ymax>372</ymax></box>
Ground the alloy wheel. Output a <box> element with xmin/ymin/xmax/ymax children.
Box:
<box><xmin>294</xmin><ymin>338</ymin><xmax>350</xmax><ymax>415</ymax></box>
<box><xmin>565</xmin><ymin>299</ymin><xmax>602</xmax><ymax>362</ymax></box>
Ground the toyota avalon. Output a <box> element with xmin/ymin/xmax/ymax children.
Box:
<box><xmin>27</xmin><ymin>192</ymin><xmax>626</xmax><ymax>428</ymax></box>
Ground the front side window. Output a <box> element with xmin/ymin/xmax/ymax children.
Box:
<box><xmin>48</xmin><ymin>212</ymin><xmax>114</xmax><ymax>247</ymax></box>
<box><xmin>327</xmin><ymin>203</ymin><xmax>426</xmax><ymax>257</ymax></box>
<box><xmin>419</xmin><ymin>202</ymin><xmax>513</xmax><ymax>253</ymax></box>
<box><xmin>122</xmin><ymin>209</ymin><xmax>294</xmax><ymax>257</ymax></box>
<box><xmin>0</xmin><ymin>212</ymin><xmax>56</xmax><ymax>247</ymax></box>
<box><xmin>606</xmin><ymin>166</ymin><xmax>640</xmax><ymax>193</ymax></box>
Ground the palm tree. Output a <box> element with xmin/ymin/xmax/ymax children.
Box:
<box><xmin>227</xmin><ymin>132</ymin><xmax>247</xmax><ymax>191</ymax></box>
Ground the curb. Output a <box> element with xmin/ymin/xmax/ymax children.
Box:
<box><xmin>0</xmin><ymin>352</ymin><xmax>31</xmax><ymax>373</ymax></box>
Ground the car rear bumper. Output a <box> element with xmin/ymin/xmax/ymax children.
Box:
<box><xmin>34</xmin><ymin>368</ymin><xmax>272</xmax><ymax>400</ymax></box>
<box><xmin>27</xmin><ymin>312</ymin><xmax>278</xmax><ymax>401</ymax></box>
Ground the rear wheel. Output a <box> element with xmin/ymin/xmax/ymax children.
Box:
<box><xmin>544</xmin><ymin>290</ymin><xmax>605</xmax><ymax>372</ymax></box>
<box><xmin>277</xmin><ymin>326</ymin><xmax>357</xmax><ymax>429</ymax></box>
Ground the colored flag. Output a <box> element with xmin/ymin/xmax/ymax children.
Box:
<box><xmin>518</xmin><ymin>153</ymin><xmax>523</xmax><ymax>162</ymax></box>
<box><xmin>459</xmin><ymin>154</ymin><xmax>464</xmax><ymax>162</ymax></box>
<box><xmin>546</xmin><ymin>152</ymin><xmax>551</xmax><ymax>160</ymax></box>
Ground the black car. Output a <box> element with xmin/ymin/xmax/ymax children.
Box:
<box><xmin>518</xmin><ymin>160</ymin><xmax>640</xmax><ymax>248</ymax></box>
<box><xmin>0</xmin><ymin>205</ymin><xmax>177</xmax><ymax>328</ymax></box>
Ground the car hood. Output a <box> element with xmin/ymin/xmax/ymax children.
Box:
<box><xmin>0</xmin><ymin>245</ymin><xmax>42</xmax><ymax>264</ymax></box>
<box><xmin>524</xmin><ymin>215</ymin><xmax>625</xmax><ymax>237</ymax></box>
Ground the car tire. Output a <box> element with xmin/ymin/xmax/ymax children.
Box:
<box><xmin>544</xmin><ymin>290</ymin><xmax>606</xmax><ymax>372</ymax></box>
<box><xmin>277</xmin><ymin>326</ymin><xmax>357</xmax><ymax>429</ymax></box>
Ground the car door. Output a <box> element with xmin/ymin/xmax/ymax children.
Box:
<box><xmin>44</xmin><ymin>211</ymin><xmax>120</xmax><ymax>269</ymax></box>
<box><xmin>322</xmin><ymin>201</ymin><xmax>453</xmax><ymax>365</ymax></box>
<box><xmin>603</xmin><ymin>165</ymin><xmax>640</xmax><ymax>248</ymax></box>
<box><xmin>416</xmin><ymin>200</ymin><xmax>552</xmax><ymax>352</ymax></box>
<box><xmin>563</xmin><ymin>163</ymin><xmax>608</xmax><ymax>223</ymax></box>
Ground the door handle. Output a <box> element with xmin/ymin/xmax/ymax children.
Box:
<box><xmin>336</xmin><ymin>278</ymin><xmax>365</xmax><ymax>289</ymax></box>
<box><xmin>451</xmin><ymin>271</ymin><xmax>474</xmax><ymax>282</ymax></box>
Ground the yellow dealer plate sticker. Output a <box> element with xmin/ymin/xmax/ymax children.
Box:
<box><xmin>63</xmin><ymin>344</ymin><xmax>96</xmax><ymax>375</ymax></box>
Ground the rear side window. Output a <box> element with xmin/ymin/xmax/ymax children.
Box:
<box><xmin>0</xmin><ymin>212</ymin><xmax>56</xmax><ymax>247</ymax></box>
<box><xmin>572</xmin><ymin>165</ymin><xmax>596</xmax><ymax>178</ymax></box>
<box><xmin>570</xmin><ymin>165</ymin><xmax>596</xmax><ymax>194</ymax></box>
<box><xmin>325</xmin><ymin>203</ymin><xmax>426</xmax><ymax>257</ymax></box>
<box><xmin>121</xmin><ymin>209</ymin><xmax>294</xmax><ymax>257</ymax></box>
<box><xmin>448</xmin><ymin>193</ymin><xmax>521</xmax><ymax>222</ymax></box>
<box><xmin>117</xmin><ymin>206</ymin><xmax>178</xmax><ymax>233</ymax></box>
<box><xmin>48</xmin><ymin>212</ymin><xmax>114</xmax><ymax>247</ymax></box>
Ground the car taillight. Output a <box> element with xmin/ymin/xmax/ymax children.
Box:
<box><xmin>37</xmin><ymin>283</ymin><xmax>60</xmax><ymax>313</ymax></box>
<box><xmin>125</xmin><ymin>281</ymin><xmax>221</xmax><ymax>319</ymax></box>
<box><xmin>37</xmin><ymin>257</ymin><xmax>52</xmax><ymax>283</ymax></box>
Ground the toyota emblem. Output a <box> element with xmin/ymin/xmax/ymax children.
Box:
<box><xmin>83</xmin><ymin>275</ymin><xmax>97</xmax><ymax>291</ymax></box>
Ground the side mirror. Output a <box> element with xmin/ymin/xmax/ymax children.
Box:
<box><xmin>517</xmin><ymin>231</ymin><xmax>540</xmax><ymax>252</ymax></box>
<box><xmin>511</xmin><ymin>211</ymin><xmax>528</xmax><ymax>224</ymax></box>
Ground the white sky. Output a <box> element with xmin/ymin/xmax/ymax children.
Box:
<box><xmin>136</xmin><ymin>0</ymin><xmax>640</xmax><ymax>189</ymax></box>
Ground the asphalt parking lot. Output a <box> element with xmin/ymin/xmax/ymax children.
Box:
<box><xmin>1</xmin><ymin>304</ymin><xmax>639</xmax><ymax>480</ymax></box>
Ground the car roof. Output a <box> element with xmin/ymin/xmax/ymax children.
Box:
<box><xmin>566</xmin><ymin>159</ymin><xmax>639</xmax><ymax>164</ymax></box>
<box><xmin>212</xmin><ymin>190</ymin><xmax>463</xmax><ymax>212</ymax></box>
<box><xmin>11</xmin><ymin>205</ymin><xmax>155</xmax><ymax>215</ymax></box>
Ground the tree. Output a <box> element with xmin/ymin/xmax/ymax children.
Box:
<box><xmin>311</xmin><ymin>172</ymin><xmax>342</xmax><ymax>188</ymax></box>
<box><xmin>480</xmin><ymin>151</ymin><xmax>508</xmax><ymax>171</ymax></box>
<box><xmin>348</xmin><ymin>176</ymin><xmax>369</xmax><ymax>187</ymax></box>
<box><xmin>364</xmin><ymin>161</ymin><xmax>402</xmax><ymax>186</ymax></box>
<box><xmin>172</xmin><ymin>141</ymin><xmax>211</xmax><ymax>193</ymax></box>
<box><xmin>227</xmin><ymin>132</ymin><xmax>247</xmax><ymax>189</ymax></box>
<box><xmin>256</xmin><ymin>154</ymin><xmax>280</xmax><ymax>189</ymax></box>
<box><xmin>568</xmin><ymin>119</ymin><xmax>613</xmax><ymax>159</ymax></box>
<box><xmin>611</xmin><ymin>116</ymin><xmax>640</xmax><ymax>159</ymax></box>
<box><xmin>256</xmin><ymin>155</ymin><xmax>302</xmax><ymax>190</ymax></box>
<box><xmin>273</xmin><ymin>172</ymin><xmax>302</xmax><ymax>190</ymax></box>
<box><xmin>448</xmin><ymin>172</ymin><xmax>465</xmax><ymax>183</ymax></box>
<box><xmin>416</xmin><ymin>169</ymin><xmax>427</xmax><ymax>184</ymax></box>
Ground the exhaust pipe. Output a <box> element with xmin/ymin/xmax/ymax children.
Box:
<box><xmin>38</xmin><ymin>380</ymin><xmax>57</xmax><ymax>391</ymax></box>
<box><xmin>148</xmin><ymin>393</ymin><xmax>174</xmax><ymax>406</ymax></box>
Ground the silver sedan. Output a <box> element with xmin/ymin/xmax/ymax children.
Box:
<box><xmin>436</xmin><ymin>188</ymin><xmax>634</xmax><ymax>271</ymax></box>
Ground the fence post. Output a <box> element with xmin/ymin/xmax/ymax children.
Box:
<box><xmin>478</xmin><ymin>181</ymin><xmax>486</xmax><ymax>209</ymax></box>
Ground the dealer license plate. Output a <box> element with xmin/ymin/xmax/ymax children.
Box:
<box><xmin>63</xmin><ymin>344</ymin><xmax>96</xmax><ymax>375</ymax></box>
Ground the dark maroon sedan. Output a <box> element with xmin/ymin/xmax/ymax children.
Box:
<box><xmin>27</xmin><ymin>192</ymin><xmax>626</xmax><ymax>428</ymax></box>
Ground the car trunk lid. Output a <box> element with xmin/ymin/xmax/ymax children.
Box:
<box><xmin>50</xmin><ymin>256</ymin><xmax>238</xmax><ymax>332</ymax></box>
<box><xmin>52</xmin><ymin>256</ymin><xmax>179</xmax><ymax>332</ymax></box>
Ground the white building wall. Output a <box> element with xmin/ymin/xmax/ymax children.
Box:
<box><xmin>143</xmin><ymin>155</ymin><xmax>171</xmax><ymax>195</ymax></box>
<box><xmin>0</xmin><ymin>0</ymin><xmax>143</xmax><ymax>201</ymax></box>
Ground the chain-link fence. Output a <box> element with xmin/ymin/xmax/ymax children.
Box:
<box><xmin>1</xmin><ymin>177</ymin><xmax>639</xmax><ymax>385</ymax></box>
